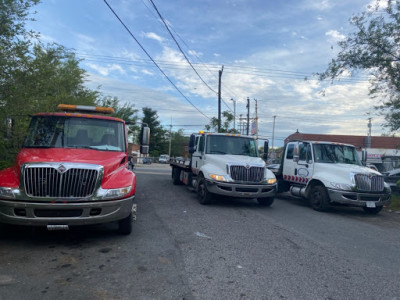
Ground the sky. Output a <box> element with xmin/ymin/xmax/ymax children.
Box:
<box><xmin>27</xmin><ymin>0</ymin><xmax>388</xmax><ymax>147</ymax></box>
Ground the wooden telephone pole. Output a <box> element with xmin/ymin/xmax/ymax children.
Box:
<box><xmin>218</xmin><ymin>66</ymin><xmax>224</xmax><ymax>133</ymax></box>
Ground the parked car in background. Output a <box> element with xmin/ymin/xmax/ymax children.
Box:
<box><xmin>159</xmin><ymin>154</ymin><xmax>170</xmax><ymax>164</ymax></box>
<box><xmin>143</xmin><ymin>157</ymin><xmax>152</xmax><ymax>164</ymax></box>
<box><xmin>266</xmin><ymin>164</ymin><xmax>280</xmax><ymax>175</ymax></box>
<box><xmin>382</xmin><ymin>168</ymin><xmax>400</xmax><ymax>193</ymax></box>
<box><xmin>367</xmin><ymin>164</ymin><xmax>379</xmax><ymax>172</ymax></box>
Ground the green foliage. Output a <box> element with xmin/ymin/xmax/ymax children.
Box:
<box><xmin>204</xmin><ymin>111</ymin><xmax>239</xmax><ymax>133</ymax></box>
<box><xmin>0</xmin><ymin>0</ymin><xmax>144</xmax><ymax>168</ymax></box>
<box><xmin>96</xmin><ymin>96</ymin><xmax>139</xmax><ymax>141</ymax></box>
<box><xmin>170</xmin><ymin>129</ymin><xmax>189</xmax><ymax>157</ymax></box>
<box><xmin>141</xmin><ymin>107</ymin><xmax>168</xmax><ymax>157</ymax></box>
<box><xmin>0</xmin><ymin>1</ymin><xmax>97</xmax><ymax>167</ymax></box>
<box><xmin>390</xmin><ymin>193</ymin><xmax>400</xmax><ymax>211</ymax></box>
<box><xmin>319</xmin><ymin>0</ymin><xmax>400</xmax><ymax>131</ymax></box>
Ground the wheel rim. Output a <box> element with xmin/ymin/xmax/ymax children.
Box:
<box><xmin>312</xmin><ymin>190</ymin><xmax>322</xmax><ymax>207</ymax></box>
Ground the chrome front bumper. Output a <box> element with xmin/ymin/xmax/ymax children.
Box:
<box><xmin>206</xmin><ymin>180</ymin><xmax>277</xmax><ymax>198</ymax></box>
<box><xmin>327</xmin><ymin>188</ymin><xmax>391</xmax><ymax>207</ymax></box>
<box><xmin>0</xmin><ymin>196</ymin><xmax>135</xmax><ymax>227</ymax></box>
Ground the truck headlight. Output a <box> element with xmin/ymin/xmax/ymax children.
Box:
<box><xmin>209</xmin><ymin>174</ymin><xmax>227</xmax><ymax>182</ymax></box>
<box><xmin>102</xmin><ymin>186</ymin><xmax>132</xmax><ymax>199</ymax></box>
<box><xmin>267</xmin><ymin>178</ymin><xmax>277</xmax><ymax>184</ymax></box>
<box><xmin>330</xmin><ymin>182</ymin><xmax>354</xmax><ymax>191</ymax></box>
<box><xmin>0</xmin><ymin>187</ymin><xmax>17</xmax><ymax>199</ymax></box>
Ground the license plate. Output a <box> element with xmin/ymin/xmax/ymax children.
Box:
<box><xmin>366</xmin><ymin>201</ymin><xmax>376</xmax><ymax>208</ymax></box>
<box><xmin>47</xmin><ymin>225</ymin><xmax>69</xmax><ymax>231</ymax></box>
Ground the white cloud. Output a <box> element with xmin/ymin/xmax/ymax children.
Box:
<box><xmin>144</xmin><ymin>32</ymin><xmax>164</xmax><ymax>43</ymax></box>
<box><xmin>141</xmin><ymin>69</ymin><xmax>154</xmax><ymax>76</ymax></box>
<box><xmin>325</xmin><ymin>30</ymin><xmax>346</xmax><ymax>43</ymax></box>
<box><xmin>366</xmin><ymin>0</ymin><xmax>389</xmax><ymax>12</ymax></box>
<box><xmin>302</xmin><ymin>0</ymin><xmax>333</xmax><ymax>11</ymax></box>
<box><xmin>87</xmin><ymin>63</ymin><xmax>125</xmax><ymax>76</ymax></box>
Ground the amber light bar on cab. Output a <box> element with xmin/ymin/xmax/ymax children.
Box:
<box><xmin>57</xmin><ymin>104</ymin><xmax>114</xmax><ymax>114</ymax></box>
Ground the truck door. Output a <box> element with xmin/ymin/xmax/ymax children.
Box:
<box><xmin>191</xmin><ymin>135</ymin><xmax>205</xmax><ymax>175</ymax></box>
<box><xmin>296</xmin><ymin>142</ymin><xmax>313</xmax><ymax>185</ymax></box>
<box><xmin>282</xmin><ymin>142</ymin><xmax>298</xmax><ymax>182</ymax></box>
<box><xmin>282</xmin><ymin>142</ymin><xmax>313</xmax><ymax>185</ymax></box>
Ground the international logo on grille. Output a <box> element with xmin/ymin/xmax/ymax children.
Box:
<box><xmin>246</xmin><ymin>164</ymin><xmax>250</xmax><ymax>169</ymax></box>
<box><xmin>57</xmin><ymin>164</ymin><xmax>67</xmax><ymax>173</ymax></box>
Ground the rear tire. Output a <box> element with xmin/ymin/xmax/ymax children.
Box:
<box><xmin>197</xmin><ymin>176</ymin><xmax>213</xmax><ymax>205</ymax></box>
<box><xmin>310</xmin><ymin>185</ymin><xmax>330</xmax><ymax>212</ymax></box>
<box><xmin>118</xmin><ymin>213</ymin><xmax>132</xmax><ymax>235</ymax></box>
<box><xmin>172</xmin><ymin>167</ymin><xmax>181</xmax><ymax>185</ymax></box>
<box><xmin>257</xmin><ymin>197</ymin><xmax>274</xmax><ymax>206</ymax></box>
<box><xmin>363</xmin><ymin>206</ymin><xmax>383</xmax><ymax>214</ymax></box>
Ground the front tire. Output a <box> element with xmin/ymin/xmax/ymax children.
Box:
<box><xmin>310</xmin><ymin>185</ymin><xmax>330</xmax><ymax>212</ymax></box>
<box><xmin>197</xmin><ymin>176</ymin><xmax>213</xmax><ymax>205</ymax></box>
<box><xmin>363</xmin><ymin>206</ymin><xmax>383</xmax><ymax>214</ymax></box>
<box><xmin>118</xmin><ymin>213</ymin><xmax>132</xmax><ymax>235</ymax></box>
<box><xmin>257</xmin><ymin>197</ymin><xmax>274</xmax><ymax>206</ymax></box>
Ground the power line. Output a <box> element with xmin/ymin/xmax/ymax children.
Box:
<box><xmin>148</xmin><ymin>0</ymin><xmax>218</xmax><ymax>96</ymax></box>
<box><xmin>103</xmin><ymin>0</ymin><xmax>211</xmax><ymax>121</ymax></box>
<box><xmin>147</xmin><ymin>0</ymin><xmax>234</xmax><ymax>113</ymax></box>
<box><xmin>77</xmin><ymin>52</ymin><xmax>371</xmax><ymax>83</ymax></box>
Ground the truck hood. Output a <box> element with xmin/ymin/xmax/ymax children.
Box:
<box><xmin>315</xmin><ymin>163</ymin><xmax>380</xmax><ymax>176</ymax></box>
<box><xmin>313</xmin><ymin>162</ymin><xmax>381</xmax><ymax>186</ymax></box>
<box><xmin>16</xmin><ymin>148</ymin><xmax>128</xmax><ymax>181</ymax></box>
<box><xmin>206</xmin><ymin>154</ymin><xmax>265</xmax><ymax>167</ymax></box>
<box><xmin>202</xmin><ymin>154</ymin><xmax>276</xmax><ymax>180</ymax></box>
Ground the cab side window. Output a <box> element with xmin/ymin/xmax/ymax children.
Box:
<box><xmin>299</xmin><ymin>143</ymin><xmax>312</xmax><ymax>162</ymax></box>
<box><xmin>286</xmin><ymin>144</ymin><xmax>294</xmax><ymax>159</ymax></box>
<box><xmin>198</xmin><ymin>136</ymin><xmax>205</xmax><ymax>152</ymax></box>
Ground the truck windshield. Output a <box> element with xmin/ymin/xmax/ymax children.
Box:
<box><xmin>205</xmin><ymin>135</ymin><xmax>258</xmax><ymax>157</ymax></box>
<box><xmin>313</xmin><ymin>144</ymin><xmax>361</xmax><ymax>165</ymax></box>
<box><xmin>23</xmin><ymin>116</ymin><xmax>126</xmax><ymax>152</ymax></box>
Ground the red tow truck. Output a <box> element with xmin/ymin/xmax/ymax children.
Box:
<box><xmin>0</xmin><ymin>104</ymin><xmax>150</xmax><ymax>234</ymax></box>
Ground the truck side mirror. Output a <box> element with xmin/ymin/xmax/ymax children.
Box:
<box><xmin>141</xmin><ymin>126</ymin><xmax>150</xmax><ymax>146</ymax></box>
<box><xmin>263</xmin><ymin>140</ymin><xmax>269</xmax><ymax>160</ymax></box>
<box><xmin>362</xmin><ymin>149</ymin><xmax>367</xmax><ymax>165</ymax></box>
<box><xmin>189</xmin><ymin>134</ymin><xmax>196</xmax><ymax>154</ymax></box>
<box><xmin>140</xmin><ymin>145</ymin><xmax>149</xmax><ymax>155</ymax></box>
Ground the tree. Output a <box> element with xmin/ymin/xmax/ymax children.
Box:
<box><xmin>170</xmin><ymin>129</ymin><xmax>189</xmax><ymax>157</ymax></box>
<box><xmin>319</xmin><ymin>0</ymin><xmax>400</xmax><ymax>131</ymax></box>
<box><xmin>141</xmin><ymin>107</ymin><xmax>168</xmax><ymax>157</ymax></box>
<box><xmin>0</xmin><ymin>1</ymin><xmax>95</xmax><ymax>167</ymax></box>
<box><xmin>0</xmin><ymin>43</ymin><xmax>99</xmax><ymax>167</ymax></box>
<box><xmin>96</xmin><ymin>96</ymin><xmax>139</xmax><ymax>141</ymax></box>
<box><xmin>205</xmin><ymin>111</ymin><xmax>239</xmax><ymax>133</ymax></box>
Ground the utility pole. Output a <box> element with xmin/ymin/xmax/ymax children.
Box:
<box><xmin>254</xmin><ymin>99</ymin><xmax>258</xmax><ymax>140</ymax></box>
<box><xmin>239</xmin><ymin>114</ymin><xmax>243</xmax><ymax>134</ymax></box>
<box><xmin>168</xmin><ymin>118</ymin><xmax>172</xmax><ymax>157</ymax></box>
<box><xmin>271</xmin><ymin>115</ymin><xmax>276</xmax><ymax>159</ymax></box>
<box><xmin>231</xmin><ymin>98</ymin><xmax>236</xmax><ymax>131</ymax></box>
<box><xmin>246</xmin><ymin>97</ymin><xmax>250</xmax><ymax>135</ymax></box>
<box><xmin>367</xmin><ymin>118</ymin><xmax>372</xmax><ymax>148</ymax></box>
<box><xmin>218</xmin><ymin>66</ymin><xmax>224</xmax><ymax>133</ymax></box>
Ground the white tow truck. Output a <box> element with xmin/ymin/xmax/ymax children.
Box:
<box><xmin>170</xmin><ymin>132</ymin><xmax>277</xmax><ymax>205</ymax></box>
<box><xmin>275</xmin><ymin>140</ymin><xmax>391</xmax><ymax>214</ymax></box>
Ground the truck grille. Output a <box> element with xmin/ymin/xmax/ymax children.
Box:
<box><xmin>24</xmin><ymin>166</ymin><xmax>99</xmax><ymax>198</ymax></box>
<box><xmin>229</xmin><ymin>165</ymin><xmax>264</xmax><ymax>182</ymax></box>
<box><xmin>354</xmin><ymin>174</ymin><xmax>385</xmax><ymax>192</ymax></box>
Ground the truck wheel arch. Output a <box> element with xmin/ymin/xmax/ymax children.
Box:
<box><xmin>197</xmin><ymin>172</ymin><xmax>213</xmax><ymax>205</ymax></box>
<box><xmin>305</xmin><ymin>179</ymin><xmax>325</xmax><ymax>199</ymax></box>
<box><xmin>308</xmin><ymin>182</ymin><xmax>330</xmax><ymax>212</ymax></box>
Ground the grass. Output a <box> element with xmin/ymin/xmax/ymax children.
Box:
<box><xmin>389</xmin><ymin>193</ymin><xmax>400</xmax><ymax>211</ymax></box>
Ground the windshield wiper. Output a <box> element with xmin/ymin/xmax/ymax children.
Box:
<box><xmin>24</xmin><ymin>145</ymin><xmax>52</xmax><ymax>148</ymax></box>
<box><xmin>210</xmin><ymin>150</ymin><xmax>227</xmax><ymax>154</ymax></box>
